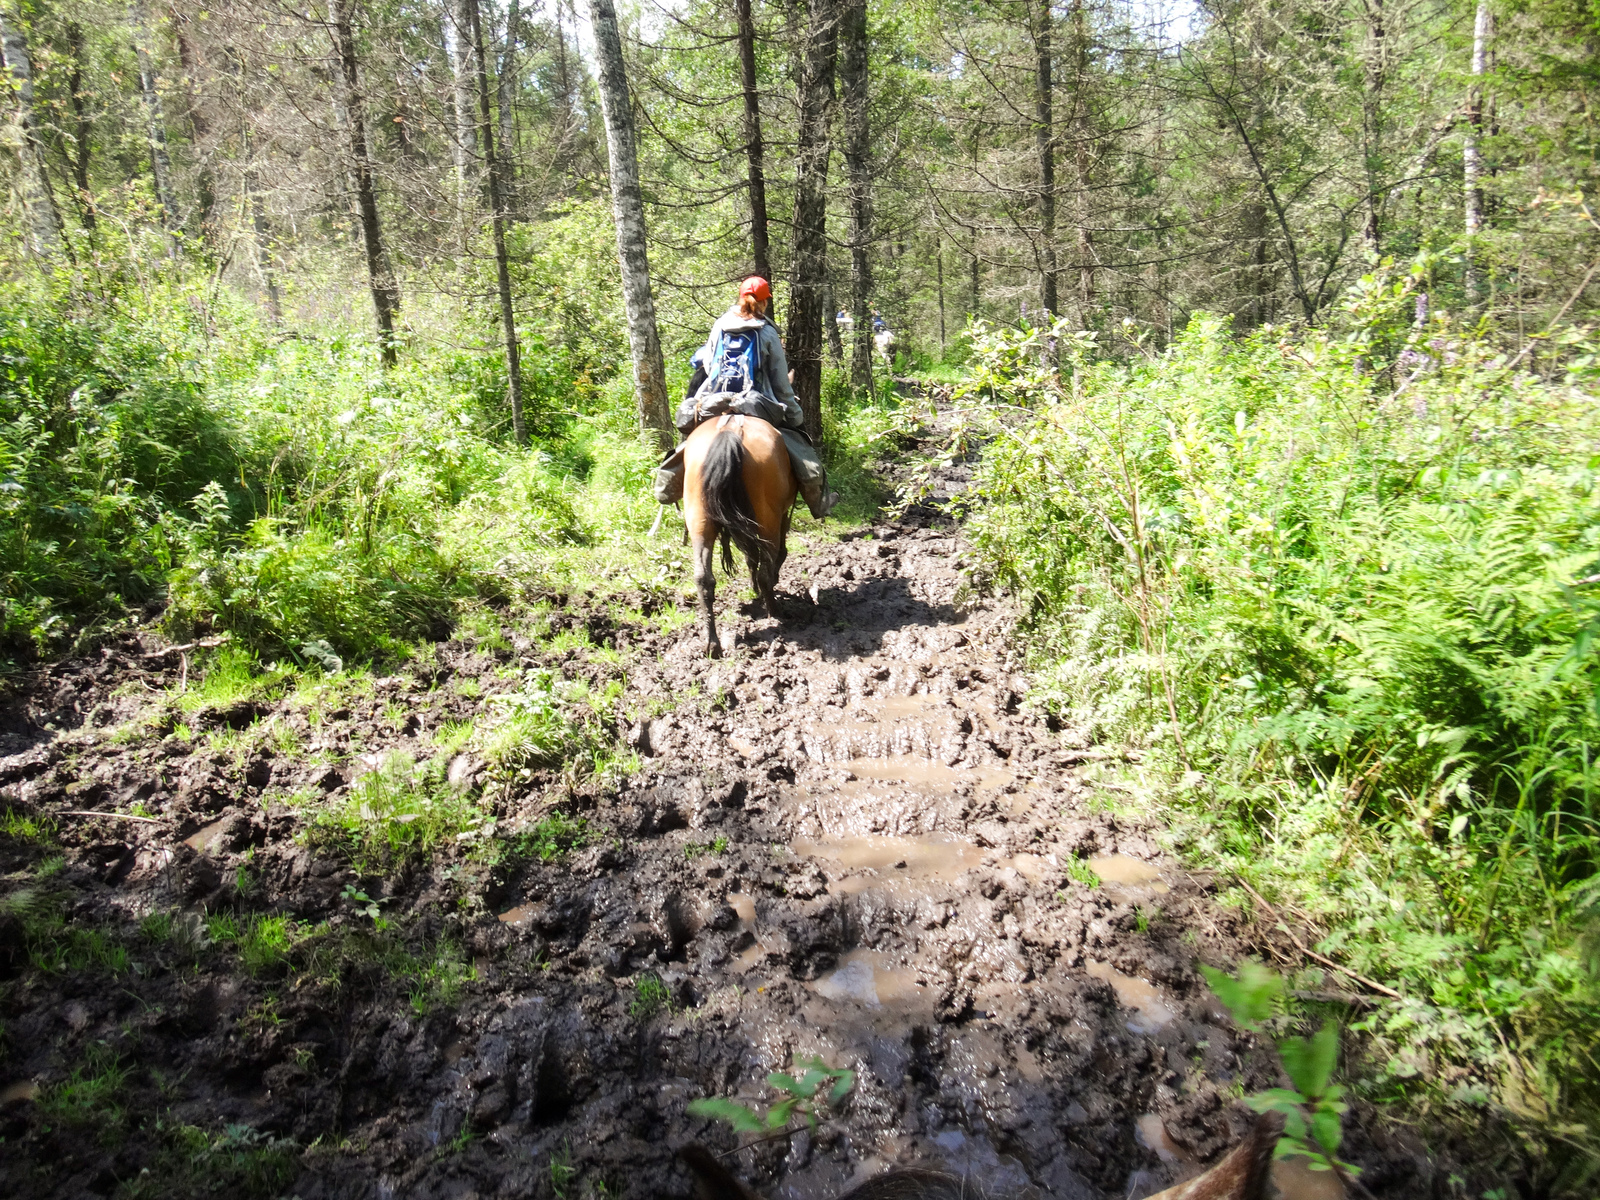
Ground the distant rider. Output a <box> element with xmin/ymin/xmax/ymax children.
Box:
<box><xmin>653</xmin><ymin>276</ymin><xmax>838</xmax><ymax>519</ymax></box>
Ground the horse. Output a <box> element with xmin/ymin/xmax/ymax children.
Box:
<box><xmin>681</xmin><ymin>413</ymin><xmax>798</xmax><ymax>658</ymax></box>
<box><xmin>680</xmin><ymin>1112</ymin><xmax>1283</xmax><ymax>1200</ymax></box>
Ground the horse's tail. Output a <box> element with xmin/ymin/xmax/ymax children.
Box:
<box><xmin>699</xmin><ymin>428</ymin><xmax>767</xmax><ymax>572</ymax></box>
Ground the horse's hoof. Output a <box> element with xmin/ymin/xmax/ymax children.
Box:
<box><xmin>707</xmin><ymin>641</ymin><xmax>722</xmax><ymax>659</ymax></box>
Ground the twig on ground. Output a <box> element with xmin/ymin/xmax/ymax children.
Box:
<box><xmin>59</xmin><ymin>810</ymin><xmax>163</xmax><ymax>824</ymax></box>
<box><xmin>1235</xmin><ymin>876</ymin><xmax>1402</xmax><ymax>999</ymax></box>
<box><xmin>142</xmin><ymin>634</ymin><xmax>231</xmax><ymax>659</ymax></box>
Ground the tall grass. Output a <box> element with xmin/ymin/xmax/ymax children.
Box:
<box><xmin>934</xmin><ymin>258</ymin><xmax>1600</xmax><ymax>1184</ymax></box>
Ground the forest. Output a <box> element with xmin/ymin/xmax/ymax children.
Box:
<box><xmin>0</xmin><ymin>0</ymin><xmax>1598</xmax><ymax>1196</ymax></box>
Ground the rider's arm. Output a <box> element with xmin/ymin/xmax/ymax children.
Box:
<box><xmin>760</xmin><ymin>325</ymin><xmax>804</xmax><ymax>428</ymax></box>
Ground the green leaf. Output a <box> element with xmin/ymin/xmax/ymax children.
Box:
<box><xmin>1281</xmin><ymin>1024</ymin><xmax>1340</xmax><ymax>1099</ymax></box>
<box><xmin>1245</xmin><ymin>1087</ymin><xmax>1308</xmax><ymax>1116</ymax></box>
<box><xmin>687</xmin><ymin>1097</ymin><xmax>765</xmax><ymax>1134</ymax></box>
<box><xmin>765</xmin><ymin>1098</ymin><xmax>799</xmax><ymax>1129</ymax></box>
<box><xmin>1310</xmin><ymin>1107</ymin><xmax>1344</xmax><ymax>1155</ymax></box>
<box><xmin>766</xmin><ymin>1072</ymin><xmax>802</xmax><ymax>1097</ymax></box>
<box><xmin>1198</xmin><ymin>960</ymin><xmax>1283</xmax><ymax>1030</ymax></box>
<box><xmin>794</xmin><ymin>1069</ymin><xmax>828</xmax><ymax>1099</ymax></box>
<box><xmin>827</xmin><ymin>1071</ymin><xmax>856</xmax><ymax>1106</ymax></box>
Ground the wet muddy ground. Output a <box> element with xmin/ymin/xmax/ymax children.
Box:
<box><xmin>0</xmin><ymin>464</ymin><xmax>1440</xmax><ymax>1197</ymax></box>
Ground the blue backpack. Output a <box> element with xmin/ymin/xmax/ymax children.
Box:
<box><xmin>706</xmin><ymin>325</ymin><xmax>762</xmax><ymax>395</ymax></box>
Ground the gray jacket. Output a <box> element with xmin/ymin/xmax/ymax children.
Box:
<box><xmin>690</xmin><ymin>308</ymin><xmax>803</xmax><ymax>429</ymax></box>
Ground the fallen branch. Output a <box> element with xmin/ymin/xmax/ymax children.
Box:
<box><xmin>59</xmin><ymin>810</ymin><xmax>163</xmax><ymax>824</ymax></box>
<box><xmin>1235</xmin><ymin>876</ymin><xmax>1402</xmax><ymax>1000</ymax></box>
<box><xmin>142</xmin><ymin>635</ymin><xmax>231</xmax><ymax>659</ymax></box>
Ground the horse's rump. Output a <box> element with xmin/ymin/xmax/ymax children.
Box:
<box><xmin>696</xmin><ymin>425</ymin><xmax>769</xmax><ymax>574</ymax></box>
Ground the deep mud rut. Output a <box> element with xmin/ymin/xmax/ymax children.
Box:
<box><xmin>0</xmin><ymin>460</ymin><xmax>1437</xmax><ymax>1198</ymax></box>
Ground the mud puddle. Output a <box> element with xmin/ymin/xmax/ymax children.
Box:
<box><xmin>791</xmin><ymin>831</ymin><xmax>984</xmax><ymax>893</ymax></box>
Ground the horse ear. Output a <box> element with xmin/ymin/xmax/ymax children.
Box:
<box><xmin>678</xmin><ymin>1144</ymin><xmax>764</xmax><ymax>1200</ymax></box>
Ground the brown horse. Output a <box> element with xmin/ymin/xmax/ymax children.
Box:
<box><xmin>682</xmin><ymin>414</ymin><xmax>799</xmax><ymax>658</ymax></box>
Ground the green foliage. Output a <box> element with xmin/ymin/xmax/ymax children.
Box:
<box><xmin>1206</xmin><ymin>963</ymin><xmax>1358</xmax><ymax>1176</ymax></box>
<box><xmin>205</xmin><ymin>912</ymin><xmax>302</xmax><ymax>977</ymax></box>
<box><xmin>503</xmin><ymin>811</ymin><xmax>591</xmax><ymax>863</ymax></box>
<box><xmin>684</xmin><ymin>836</ymin><xmax>728</xmax><ymax>859</ymax></box>
<box><xmin>312</xmin><ymin>752</ymin><xmax>493</xmax><ymax>868</ymax></box>
<box><xmin>939</xmin><ymin>258</ymin><xmax>1600</xmax><ymax>1161</ymax></box>
<box><xmin>1198</xmin><ymin>960</ymin><xmax>1284</xmax><ymax>1031</ymax></box>
<box><xmin>549</xmin><ymin>1140</ymin><xmax>578</xmax><ymax>1200</ymax></box>
<box><xmin>39</xmin><ymin>1042</ymin><xmax>131</xmax><ymax>1131</ymax></box>
<box><xmin>628</xmin><ymin>973</ymin><xmax>673</xmax><ymax>1019</ymax></box>
<box><xmin>687</xmin><ymin>1055</ymin><xmax>856</xmax><ymax>1136</ymax></box>
<box><xmin>1063</xmin><ymin>856</ymin><xmax>1100</xmax><ymax>889</ymax></box>
<box><xmin>119</xmin><ymin>1122</ymin><xmax>300</xmax><ymax>1200</ymax></box>
<box><xmin>0</xmin><ymin>276</ymin><xmax>239</xmax><ymax>658</ymax></box>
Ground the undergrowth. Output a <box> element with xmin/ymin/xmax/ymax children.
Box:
<box><xmin>934</xmin><ymin>254</ymin><xmax>1600</xmax><ymax>1191</ymax></box>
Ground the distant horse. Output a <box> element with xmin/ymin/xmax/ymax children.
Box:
<box><xmin>682</xmin><ymin>414</ymin><xmax>798</xmax><ymax>658</ymax></box>
<box><xmin>680</xmin><ymin>1112</ymin><xmax>1282</xmax><ymax>1200</ymax></box>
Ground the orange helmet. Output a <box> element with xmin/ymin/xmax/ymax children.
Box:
<box><xmin>739</xmin><ymin>276</ymin><xmax>772</xmax><ymax>305</ymax></box>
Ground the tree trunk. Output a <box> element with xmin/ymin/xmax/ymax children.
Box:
<box><xmin>496</xmin><ymin>0</ymin><xmax>521</xmax><ymax>219</ymax></box>
<box><xmin>133</xmin><ymin>1</ymin><xmax>179</xmax><ymax>235</ymax></box>
<box><xmin>787</xmin><ymin>0</ymin><xmax>840</xmax><ymax>442</ymax></box>
<box><xmin>735</xmin><ymin>0</ymin><xmax>771</xmax><ymax>280</ymax></box>
<box><xmin>936</xmin><ymin>232</ymin><xmax>946</xmax><ymax>351</ymax></box>
<box><xmin>246</xmin><ymin>169</ymin><xmax>283</xmax><ymax>320</ymax></box>
<box><xmin>171</xmin><ymin>11</ymin><xmax>216</xmax><ymax>236</ymax></box>
<box><xmin>1361</xmin><ymin>0</ymin><xmax>1385</xmax><ymax>256</ymax></box>
<box><xmin>839</xmin><ymin>0</ymin><xmax>873</xmax><ymax>393</ymax></box>
<box><xmin>448</xmin><ymin>0</ymin><xmax>476</xmax><ymax>245</ymax></box>
<box><xmin>588</xmin><ymin>0</ymin><xmax>673</xmax><ymax>449</ymax></box>
<box><xmin>467</xmin><ymin>0</ymin><xmax>527</xmax><ymax>445</ymax></box>
<box><xmin>1463</xmin><ymin>0</ymin><xmax>1490</xmax><ymax>300</ymax></box>
<box><xmin>823</xmin><ymin>276</ymin><xmax>843</xmax><ymax>363</ymax></box>
<box><xmin>64</xmin><ymin>22</ymin><xmax>95</xmax><ymax>231</ymax></box>
<box><xmin>329</xmin><ymin>0</ymin><xmax>402</xmax><ymax>366</ymax></box>
<box><xmin>1069</xmin><ymin>0</ymin><xmax>1092</xmax><ymax>323</ymax></box>
<box><xmin>1034</xmin><ymin>0</ymin><xmax>1057</xmax><ymax>318</ymax></box>
<box><xmin>0</xmin><ymin>8</ymin><xmax>62</xmax><ymax>261</ymax></box>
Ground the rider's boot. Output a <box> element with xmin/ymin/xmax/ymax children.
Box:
<box><xmin>800</xmin><ymin>478</ymin><xmax>840</xmax><ymax>519</ymax></box>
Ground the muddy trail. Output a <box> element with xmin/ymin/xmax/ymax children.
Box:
<box><xmin>0</xmin><ymin>447</ymin><xmax>1438</xmax><ymax>1198</ymax></box>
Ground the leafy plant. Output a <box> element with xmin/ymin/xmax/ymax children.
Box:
<box><xmin>1201</xmin><ymin>962</ymin><xmax>1361</xmax><ymax>1181</ymax></box>
<box><xmin>340</xmin><ymin>884</ymin><xmax>385</xmax><ymax>922</ymax></box>
<box><xmin>687</xmin><ymin>1056</ymin><xmax>856</xmax><ymax>1137</ymax></box>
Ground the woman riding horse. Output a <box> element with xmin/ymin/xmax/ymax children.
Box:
<box><xmin>653</xmin><ymin>276</ymin><xmax>837</xmax><ymax>656</ymax></box>
<box><xmin>654</xmin><ymin>276</ymin><xmax>836</xmax><ymax>520</ymax></box>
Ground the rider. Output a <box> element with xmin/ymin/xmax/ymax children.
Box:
<box><xmin>653</xmin><ymin>276</ymin><xmax>838</xmax><ymax>519</ymax></box>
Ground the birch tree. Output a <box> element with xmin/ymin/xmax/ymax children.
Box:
<box><xmin>588</xmin><ymin>0</ymin><xmax>673</xmax><ymax>448</ymax></box>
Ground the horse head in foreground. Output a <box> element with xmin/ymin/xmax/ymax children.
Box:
<box><xmin>680</xmin><ymin>1112</ymin><xmax>1283</xmax><ymax>1200</ymax></box>
<box><xmin>682</xmin><ymin>413</ymin><xmax>798</xmax><ymax>658</ymax></box>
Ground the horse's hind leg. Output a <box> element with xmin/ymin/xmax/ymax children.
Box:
<box><xmin>693</xmin><ymin>532</ymin><xmax>721</xmax><ymax>658</ymax></box>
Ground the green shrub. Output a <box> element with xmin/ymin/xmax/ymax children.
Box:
<box><xmin>935</xmin><ymin>257</ymin><xmax>1600</xmax><ymax>1167</ymax></box>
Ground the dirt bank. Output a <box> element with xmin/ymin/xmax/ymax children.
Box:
<box><xmin>0</xmin><ymin>468</ymin><xmax>1437</xmax><ymax>1197</ymax></box>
